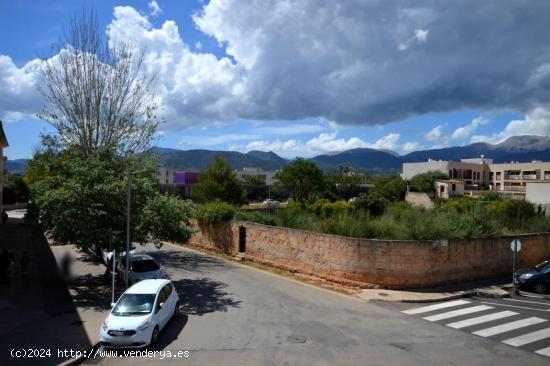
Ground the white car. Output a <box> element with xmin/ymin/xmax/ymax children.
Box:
<box><xmin>117</xmin><ymin>254</ymin><xmax>166</xmax><ymax>286</ymax></box>
<box><xmin>100</xmin><ymin>279</ymin><xmax>180</xmax><ymax>348</ymax></box>
<box><xmin>102</xmin><ymin>246</ymin><xmax>136</xmax><ymax>266</ymax></box>
<box><xmin>263</xmin><ymin>199</ymin><xmax>280</xmax><ymax>206</ymax></box>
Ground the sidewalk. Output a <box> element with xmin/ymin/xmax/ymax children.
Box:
<box><xmin>358</xmin><ymin>279</ymin><xmax>511</xmax><ymax>303</ymax></box>
<box><xmin>0</xmin><ymin>214</ymin><xmax>94</xmax><ymax>366</ymax></box>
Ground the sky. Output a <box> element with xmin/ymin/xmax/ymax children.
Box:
<box><xmin>2</xmin><ymin>0</ymin><xmax>550</xmax><ymax>160</ymax></box>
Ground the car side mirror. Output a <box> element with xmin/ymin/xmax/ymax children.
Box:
<box><xmin>159</xmin><ymin>302</ymin><xmax>164</xmax><ymax>309</ymax></box>
<box><xmin>110</xmin><ymin>302</ymin><xmax>116</xmax><ymax>308</ymax></box>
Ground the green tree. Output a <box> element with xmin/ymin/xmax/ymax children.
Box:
<box><xmin>138</xmin><ymin>194</ymin><xmax>194</xmax><ymax>242</ymax></box>
<box><xmin>274</xmin><ymin>158</ymin><xmax>325</xmax><ymax>205</ymax></box>
<box><xmin>192</xmin><ymin>155</ymin><xmax>246</xmax><ymax>205</ymax></box>
<box><xmin>409</xmin><ymin>171</ymin><xmax>449</xmax><ymax>193</ymax></box>
<box><xmin>354</xmin><ymin>192</ymin><xmax>389</xmax><ymax>216</ymax></box>
<box><xmin>371</xmin><ymin>175</ymin><xmax>407</xmax><ymax>202</ymax></box>
<box><xmin>326</xmin><ymin>166</ymin><xmax>365</xmax><ymax>200</ymax></box>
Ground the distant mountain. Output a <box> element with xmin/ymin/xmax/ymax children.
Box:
<box><xmin>402</xmin><ymin>135</ymin><xmax>550</xmax><ymax>163</ymax></box>
<box><xmin>6</xmin><ymin>159</ymin><xmax>29</xmax><ymax>174</ymax></box>
<box><xmin>310</xmin><ymin>148</ymin><xmax>402</xmax><ymax>172</ymax></box>
<box><xmin>151</xmin><ymin>147</ymin><xmax>287</xmax><ymax>171</ymax></box>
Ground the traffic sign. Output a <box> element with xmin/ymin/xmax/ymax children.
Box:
<box><xmin>511</xmin><ymin>239</ymin><xmax>522</xmax><ymax>252</ymax></box>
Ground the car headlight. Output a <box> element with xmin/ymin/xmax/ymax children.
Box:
<box><xmin>519</xmin><ymin>273</ymin><xmax>534</xmax><ymax>282</ymax></box>
<box><xmin>137</xmin><ymin>317</ymin><xmax>152</xmax><ymax>332</ymax></box>
<box><xmin>102</xmin><ymin>319</ymin><xmax>109</xmax><ymax>331</ymax></box>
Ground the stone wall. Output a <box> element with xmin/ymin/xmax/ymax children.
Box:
<box><xmin>189</xmin><ymin>220</ymin><xmax>550</xmax><ymax>288</ymax></box>
<box><xmin>405</xmin><ymin>192</ymin><xmax>434</xmax><ymax>209</ymax></box>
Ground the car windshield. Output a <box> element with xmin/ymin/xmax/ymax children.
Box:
<box><xmin>534</xmin><ymin>261</ymin><xmax>550</xmax><ymax>272</ymax></box>
<box><xmin>131</xmin><ymin>259</ymin><xmax>160</xmax><ymax>273</ymax></box>
<box><xmin>112</xmin><ymin>293</ymin><xmax>155</xmax><ymax>316</ymax></box>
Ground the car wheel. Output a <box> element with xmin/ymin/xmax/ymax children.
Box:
<box><xmin>150</xmin><ymin>326</ymin><xmax>159</xmax><ymax>345</ymax></box>
<box><xmin>533</xmin><ymin>283</ymin><xmax>547</xmax><ymax>294</ymax></box>
<box><xmin>173</xmin><ymin>301</ymin><xmax>180</xmax><ymax>319</ymax></box>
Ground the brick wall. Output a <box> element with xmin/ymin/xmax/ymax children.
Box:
<box><xmin>189</xmin><ymin>220</ymin><xmax>550</xmax><ymax>288</ymax></box>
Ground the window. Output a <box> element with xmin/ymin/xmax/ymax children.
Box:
<box><xmin>452</xmin><ymin>184</ymin><xmax>456</xmax><ymax>191</ymax></box>
<box><xmin>131</xmin><ymin>259</ymin><xmax>160</xmax><ymax>273</ymax></box>
<box><xmin>113</xmin><ymin>294</ymin><xmax>155</xmax><ymax>316</ymax></box>
<box><xmin>440</xmin><ymin>185</ymin><xmax>445</xmax><ymax>193</ymax></box>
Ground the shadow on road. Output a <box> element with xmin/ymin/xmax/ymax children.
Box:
<box><xmin>151</xmin><ymin>314</ymin><xmax>189</xmax><ymax>351</ymax></box>
<box><xmin>172</xmin><ymin>277</ymin><xmax>241</xmax><ymax>316</ymax></box>
<box><xmin>70</xmin><ymin>273</ymin><xmax>122</xmax><ymax>311</ymax></box>
<box><xmin>149</xmin><ymin>248</ymin><xmax>231</xmax><ymax>274</ymax></box>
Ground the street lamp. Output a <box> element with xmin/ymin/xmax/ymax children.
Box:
<box><xmin>125</xmin><ymin>169</ymin><xmax>148</xmax><ymax>289</ymax></box>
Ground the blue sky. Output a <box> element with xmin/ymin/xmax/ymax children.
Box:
<box><xmin>1</xmin><ymin>1</ymin><xmax>549</xmax><ymax>160</ymax></box>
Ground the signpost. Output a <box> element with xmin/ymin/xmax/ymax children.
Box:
<box><xmin>511</xmin><ymin>239</ymin><xmax>522</xmax><ymax>296</ymax></box>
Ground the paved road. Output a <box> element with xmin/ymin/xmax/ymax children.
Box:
<box><xmin>384</xmin><ymin>295</ymin><xmax>550</xmax><ymax>360</ymax></box>
<box><xmin>83</xmin><ymin>243</ymin><xmax>548</xmax><ymax>366</ymax></box>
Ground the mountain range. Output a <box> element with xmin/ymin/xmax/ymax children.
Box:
<box><xmin>7</xmin><ymin>135</ymin><xmax>550</xmax><ymax>174</ymax></box>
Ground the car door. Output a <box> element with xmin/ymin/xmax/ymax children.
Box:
<box><xmin>155</xmin><ymin>286</ymin><xmax>169</xmax><ymax>329</ymax></box>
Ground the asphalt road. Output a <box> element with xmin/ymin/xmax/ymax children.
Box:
<box><xmin>84</xmin><ymin>243</ymin><xmax>550</xmax><ymax>366</ymax></box>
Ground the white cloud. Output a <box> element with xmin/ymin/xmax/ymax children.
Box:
<box><xmin>148</xmin><ymin>0</ymin><xmax>162</xmax><ymax>17</ymax></box>
<box><xmin>402</xmin><ymin>141</ymin><xmax>422</xmax><ymax>153</ymax></box>
<box><xmin>451</xmin><ymin>116</ymin><xmax>490</xmax><ymax>140</ymax></box>
<box><xmin>425</xmin><ymin>124</ymin><xmax>444</xmax><ymax>141</ymax></box>
<box><xmin>3</xmin><ymin>1</ymin><xmax>550</xmax><ymax>138</ymax></box>
<box><xmin>191</xmin><ymin>133</ymin><xmax>261</xmax><ymax>146</ymax></box>
<box><xmin>195</xmin><ymin>41</ymin><xmax>202</xmax><ymax>50</ymax></box>
<box><xmin>471</xmin><ymin>108</ymin><xmax>550</xmax><ymax>144</ymax></box>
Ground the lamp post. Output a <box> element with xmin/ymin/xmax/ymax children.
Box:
<box><xmin>125</xmin><ymin>169</ymin><xmax>148</xmax><ymax>289</ymax></box>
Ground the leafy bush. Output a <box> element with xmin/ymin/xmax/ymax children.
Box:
<box><xmin>370</xmin><ymin>175</ymin><xmax>407</xmax><ymax>202</ymax></box>
<box><xmin>354</xmin><ymin>192</ymin><xmax>389</xmax><ymax>216</ymax></box>
<box><xmin>194</xmin><ymin>201</ymin><xmax>236</xmax><ymax>223</ymax></box>
<box><xmin>409</xmin><ymin>171</ymin><xmax>449</xmax><ymax>193</ymax></box>
<box><xmin>139</xmin><ymin>194</ymin><xmax>194</xmax><ymax>242</ymax></box>
<box><xmin>308</xmin><ymin>198</ymin><xmax>351</xmax><ymax>217</ymax></box>
<box><xmin>234</xmin><ymin>210</ymin><xmax>277</xmax><ymax>226</ymax></box>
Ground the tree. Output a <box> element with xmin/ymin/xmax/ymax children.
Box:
<box><xmin>2</xmin><ymin>175</ymin><xmax>29</xmax><ymax>204</ymax></box>
<box><xmin>138</xmin><ymin>194</ymin><xmax>194</xmax><ymax>242</ymax></box>
<box><xmin>326</xmin><ymin>166</ymin><xmax>365</xmax><ymax>200</ymax></box>
<box><xmin>39</xmin><ymin>10</ymin><xmax>159</xmax><ymax>155</ymax></box>
<box><xmin>192</xmin><ymin>155</ymin><xmax>246</xmax><ymax>205</ymax></box>
<box><xmin>371</xmin><ymin>175</ymin><xmax>407</xmax><ymax>202</ymax></box>
<box><xmin>354</xmin><ymin>192</ymin><xmax>389</xmax><ymax>216</ymax></box>
<box><xmin>409</xmin><ymin>171</ymin><xmax>449</xmax><ymax>193</ymax></box>
<box><xmin>274</xmin><ymin>158</ymin><xmax>325</xmax><ymax>205</ymax></box>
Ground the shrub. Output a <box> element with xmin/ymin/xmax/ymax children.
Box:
<box><xmin>354</xmin><ymin>192</ymin><xmax>389</xmax><ymax>216</ymax></box>
<box><xmin>234</xmin><ymin>210</ymin><xmax>277</xmax><ymax>226</ymax></box>
<box><xmin>409</xmin><ymin>171</ymin><xmax>449</xmax><ymax>193</ymax></box>
<box><xmin>139</xmin><ymin>194</ymin><xmax>194</xmax><ymax>242</ymax></box>
<box><xmin>194</xmin><ymin>201</ymin><xmax>235</xmax><ymax>223</ymax></box>
<box><xmin>371</xmin><ymin>175</ymin><xmax>407</xmax><ymax>202</ymax></box>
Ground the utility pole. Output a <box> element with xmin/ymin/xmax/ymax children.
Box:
<box><xmin>125</xmin><ymin>169</ymin><xmax>148</xmax><ymax>289</ymax></box>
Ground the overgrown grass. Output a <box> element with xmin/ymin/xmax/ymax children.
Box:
<box><xmin>244</xmin><ymin>197</ymin><xmax>550</xmax><ymax>240</ymax></box>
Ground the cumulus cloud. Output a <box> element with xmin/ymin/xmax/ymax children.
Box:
<box><xmin>148</xmin><ymin>0</ymin><xmax>162</xmax><ymax>17</ymax></box>
<box><xmin>242</xmin><ymin>132</ymin><xmax>411</xmax><ymax>158</ymax></box>
<box><xmin>0</xmin><ymin>55</ymin><xmax>43</xmax><ymax>119</ymax></box>
<box><xmin>425</xmin><ymin>124</ymin><xmax>444</xmax><ymax>141</ymax></box>
<box><xmin>451</xmin><ymin>116</ymin><xmax>490</xmax><ymax>140</ymax></box>
<box><xmin>471</xmin><ymin>108</ymin><xmax>550</xmax><ymax>144</ymax></box>
<box><xmin>3</xmin><ymin>1</ymin><xmax>550</xmax><ymax>135</ymax></box>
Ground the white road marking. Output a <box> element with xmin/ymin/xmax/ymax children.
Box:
<box><xmin>535</xmin><ymin>346</ymin><xmax>550</xmax><ymax>357</ymax></box>
<box><xmin>446</xmin><ymin>311</ymin><xmax>518</xmax><ymax>329</ymax></box>
<box><xmin>480</xmin><ymin>300</ymin><xmax>550</xmax><ymax>312</ymax></box>
<box><xmin>472</xmin><ymin>317</ymin><xmax>547</xmax><ymax>337</ymax></box>
<box><xmin>401</xmin><ymin>300</ymin><xmax>470</xmax><ymax>315</ymax></box>
<box><xmin>502</xmin><ymin>327</ymin><xmax>550</xmax><ymax>347</ymax></box>
<box><xmin>503</xmin><ymin>298</ymin><xmax>550</xmax><ymax>306</ymax></box>
<box><xmin>423</xmin><ymin>305</ymin><xmax>493</xmax><ymax>322</ymax></box>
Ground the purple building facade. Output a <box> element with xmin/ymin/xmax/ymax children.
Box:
<box><xmin>174</xmin><ymin>171</ymin><xmax>199</xmax><ymax>185</ymax></box>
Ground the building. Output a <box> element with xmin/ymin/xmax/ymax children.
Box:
<box><xmin>0</xmin><ymin>120</ymin><xmax>9</xmax><ymax>212</ymax></box>
<box><xmin>235</xmin><ymin>167</ymin><xmax>278</xmax><ymax>186</ymax></box>
<box><xmin>434</xmin><ymin>180</ymin><xmax>465</xmax><ymax>199</ymax></box>
<box><xmin>157</xmin><ymin>167</ymin><xmax>199</xmax><ymax>198</ymax></box>
<box><xmin>403</xmin><ymin>157</ymin><xmax>550</xmax><ymax>200</ymax></box>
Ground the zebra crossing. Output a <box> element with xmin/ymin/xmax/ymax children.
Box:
<box><xmin>401</xmin><ymin>299</ymin><xmax>550</xmax><ymax>358</ymax></box>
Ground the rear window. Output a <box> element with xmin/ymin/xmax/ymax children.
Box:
<box><xmin>131</xmin><ymin>259</ymin><xmax>160</xmax><ymax>272</ymax></box>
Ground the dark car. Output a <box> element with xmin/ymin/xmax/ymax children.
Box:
<box><xmin>514</xmin><ymin>260</ymin><xmax>550</xmax><ymax>294</ymax></box>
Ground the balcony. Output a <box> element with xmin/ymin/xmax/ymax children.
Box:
<box><xmin>522</xmin><ymin>174</ymin><xmax>538</xmax><ymax>180</ymax></box>
<box><xmin>505</xmin><ymin>175</ymin><xmax>521</xmax><ymax>180</ymax></box>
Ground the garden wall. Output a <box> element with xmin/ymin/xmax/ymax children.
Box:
<box><xmin>189</xmin><ymin>220</ymin><xmax>550</xmax><ymax>288</ymax></box>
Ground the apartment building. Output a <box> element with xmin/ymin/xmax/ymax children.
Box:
<box><xmin>157</xmin><ymin>167</ymin><xmax>199</xmax><ymax>198</ymax></box>
<box><xmin>402</xmin><ymin>157</ymin><xmax>550</xmax><ymax>200</ymax></box>
<box><xmin>0</xmin><ymin>120</ymin><xmax>9</xmax><ymax>212</ymax></box>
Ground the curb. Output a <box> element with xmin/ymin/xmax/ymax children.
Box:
<box><xmin>57</xmin><ymin>343</ymin><xmax>101</xmax><ymax>366</ymax></box>
<box><xmin>399</xmin><ymin>292</ymin><xmax>472</xmax><ymax>303</ymax></box>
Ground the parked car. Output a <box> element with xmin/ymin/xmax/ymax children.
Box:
<box><xmin>263</xmin><ymin>199</ymin><xmax>280</xmax><ymax>206</ymax></box>
<box><xmin>514</xmin><ymin>260</ymin><xmax>550</xmax><ymax>294</ymax></box>
<box><xmin>102</xmin><ymin>246</ymin><xmax>136</xmax><ymax>266</ymax></box>
<box><xmin>117</xmin><ymin>254</ymin><xmax>166</xmax><ymax>286</ymax></box>
<box><xmin>100</xmin><ymin>279</ymin><xmax>180</xmax><ymax>348</ymax></box>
